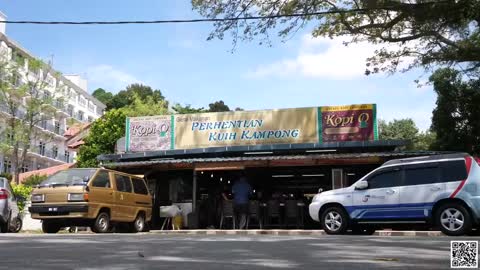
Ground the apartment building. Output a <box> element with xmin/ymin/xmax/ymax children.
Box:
<box><xmin>0</xmin><ymin>11</ymin><xmax>106</xmax><ymax>173</ymax></box>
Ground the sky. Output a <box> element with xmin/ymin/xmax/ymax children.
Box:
<box><xmin>1</xmin><ymin>0</ymin><xmax>436</xmax><ymax>130</ymax></box>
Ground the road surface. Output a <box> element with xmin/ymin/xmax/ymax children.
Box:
<box><xmin>0</xmin><ymin>233</ymin><xmax>464</xmax><ymax>269</ymax></box>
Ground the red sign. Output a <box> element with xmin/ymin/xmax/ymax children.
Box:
<box><xmin>320</xmin><ymin>104</ymin><xmax>377</xmax><ymax>142</ymax></box>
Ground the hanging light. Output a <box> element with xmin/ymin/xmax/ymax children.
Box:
<box><xmin>201</xmin><ymin>171</ymin><xmax>204</xmax><ymax>175</ymax></box>
<box><xmin>228</xmin><ymin>180</ymin><xmax>231</xmax><ymax>184</ymax></box>
<box><xmin>211</xmin><ymin>173</ymin><xmax>214</xmax><ymax>178</ymax></box>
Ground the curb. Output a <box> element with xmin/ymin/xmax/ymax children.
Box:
<box><xmin>149</xmin><ymin>229</ymin><xmax>445</xmax><ymax>237</ymax></box>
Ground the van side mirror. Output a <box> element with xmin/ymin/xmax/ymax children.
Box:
<box><xmin>355</xmin><ymin>180</ymin><xmax>369</xmax><ymax>190</ymax></box>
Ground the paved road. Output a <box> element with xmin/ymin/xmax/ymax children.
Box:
<box><xmin>0</xmin><ymin>234</ymin><xmax>467</xmax><ymax>269</ymax></box>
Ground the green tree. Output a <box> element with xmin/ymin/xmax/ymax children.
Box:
<box><xmin>172</xmin><ymin>104</ymin><xmax>206</xmax><ymax>114</ymax></box>
<box><xmin>108</xmin><ymin>83</ymin><xmax>166</xmax><ymax>110</ymax></box>
<box><xmin>379</xmin><ymin>118</ymin><xmax>433</xmax><ymax>150</ymax></box>
<box><xmin>192</xmin><ymin>0</ymin><xmax>480</xmax><ymax>76</ymax></box>
<box><xmin>76</xmin><ymin>94</ymin><xmax>169</xmax><ymax>167</ymax></box>
<box><xmin>0</xmin><ymin>52</ymin><xmax>64</xmax><ymax>184</ymax></box>
<box><xmin>430</xmin><ymin>68</ymin><xmax>480</xmax><ymax>154</ymax></box>
<box><xmin>208</xmin><ymin>100</ymin><xmax>230</xmax><ymax>112</ymax></box>
<box><xmin>92</xmin><ymin>88</ymin><xmax>113</xmax><ymax>106</ymax></box>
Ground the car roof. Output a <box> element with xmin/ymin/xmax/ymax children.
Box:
<box><xmin>382</xmin><ymin>153</ymin><xmax>469</xmax><ymax>167</ymax></box>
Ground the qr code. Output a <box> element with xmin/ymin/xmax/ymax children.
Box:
<box><xmin>451</xmin><ymin>241</ymin><xmax>478</xmax><ymax>268</ymax></box>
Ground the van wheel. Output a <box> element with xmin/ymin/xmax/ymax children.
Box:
<box><xmin>436</xmin><ymin>203</ymin><xmax>472</xmax><ymax>236</ymax></box>
<box><xmin>92</xmin><ymin>212</ymin><xmax>110</xmax><ymax>233</ymax></box>
<box><xmin>131</xmin><ymin>214</ymin><xmax>146</xmax><ymax>233</ymax></box>
<box><xmin>42</xmin><ymin>220</ymin><xmax>61</xmax><ymax>234</ymax></box>
<box><xmin>321</xmin><ymin>206</ymin><xmax>348</xmax><ymax>235</ymax></box>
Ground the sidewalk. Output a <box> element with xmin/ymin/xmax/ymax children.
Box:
<box><xmin>149</xmin><ymin>229</ymin><xmax>445</xmax><ymax>237</ymax></box>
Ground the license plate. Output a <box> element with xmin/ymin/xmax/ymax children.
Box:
<box><xmin>48</xmin><ymin>207</ymin><xmax>58</xmax><ymax>212</ymax></box>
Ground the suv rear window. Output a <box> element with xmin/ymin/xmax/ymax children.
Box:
<box><xmin>441</xmin><ymin>160</ymin><xmax>467</xmax><ymax>182</ymax></box>
<box><xmin>132</xmin><ymin>178</ymin><xmax>149</xmax><ymax>195</ymax></box>
<box><xmin>404</xmin><ymin>166</ymin><xmax>440</xmax><ymax>186</ymax></box>
<box><xmin>115</xmin><ymin>174</ymin><xmax>132</xmax><ymax>193</ymax></box>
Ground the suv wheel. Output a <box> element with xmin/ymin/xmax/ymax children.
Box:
<box><xmin>436</xmin><ymin>203</ymin><xmax>472</xmax><ymax>236</ymax></box>
<box><xmin>11</xmin><ymin>218</ymin><xmax>22</xmax><ymax>233</ymax></box>
<box><xmin>321</xmin><ymin>206</ymin><xmax>348</xmax><ymax>235</ymax></box>
<box><xmin>1</xmin><ymin>211</ymin><xmax>11</xmax><ymax>233</ymax></box>
<box><xmin>42</xmin><ymin>220</ymin><xmax>61</xmax><ymax>234</ymax></box>
<box><xmin>131</xmin><ymin>214</ymin><xmax>145</xmax><ymax>233</ymax></box>
<box><xmin>92</xmin><ymin>212</ymin><xmax>110</xmax><ymax>233</ymax></box>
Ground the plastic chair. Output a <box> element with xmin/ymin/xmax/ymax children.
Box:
<box><xmin>284</xmin><ymin>200</ymin><xmax>302</xmax><ymax>229</ymax></box>
<box><xmin>266</xmin><ymin>200</ymin><xmax>281</xmax><ymax>228</ymax></box>
<box><xmin>220</xmin><ymin>200</ymin><xmax>236</xmax><ymax>229</ymax></box>
<box><xmin>246</xmin><ymin>200</ymin><xmax>263</xmax><ymax>229</ymax></box>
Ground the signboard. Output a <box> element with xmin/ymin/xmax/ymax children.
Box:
<box><xmin>125</xmin><ymin>104</ymin><xmax>378</xmax><ymax>152</ymax></box>
<box><xmin>320</xmin><ymin>104</ymin><xmax>377</xmax><ymax>143</ymax></box>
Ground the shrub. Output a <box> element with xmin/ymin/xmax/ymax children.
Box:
<box><xmin>0</xmin><ymin>173</ymin><xmax>12</xmax><ymax>181</ymax></box>
<box><xmin>11</xmin><ymin>184</ymin><xmax>33</xmax><ymax>212</ymax></box>
<box><xmin>22</xmin><ymin>174</ymin><xmax>48</xmax><ymax>187</ymax></box>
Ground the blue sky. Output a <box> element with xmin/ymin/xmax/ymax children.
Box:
<box><xmin>1</xmin><ymin>0</ymin><xmax>436</xmax><ymax>130</ymax></box>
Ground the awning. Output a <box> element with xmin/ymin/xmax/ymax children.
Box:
<box><xmin>103</xmin><ymin>151</ymin><xmax>442</xmax><ymax>172</ymax></box>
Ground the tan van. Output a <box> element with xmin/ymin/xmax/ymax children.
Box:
<box><xmin>29</xmin><ymin>168</ymin><xmax>152</xmax><ymax>234</ymax></box>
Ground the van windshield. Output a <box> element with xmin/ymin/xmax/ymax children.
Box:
<box><xmin>40</xmin><ymin>169</ymin><xmax>97</xmax><ymax>187</ymax></box>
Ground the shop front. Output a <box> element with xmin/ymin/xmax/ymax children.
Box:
<box><xmin>98</xmin><ymin>104</ymin><xmax>437</xmax><ymax>229</ymax></box>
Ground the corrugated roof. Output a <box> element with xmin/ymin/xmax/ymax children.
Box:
<box><xmin>99</xmin><ymin>140</ymin><xmax>408</xmax><ymax>162</ymax></box>
<box><xmin>103</xmin><ymin>151</ymin><xmax>441</xmax><ymax>168</ymax></box>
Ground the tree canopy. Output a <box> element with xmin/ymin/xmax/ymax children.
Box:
<box><xmin>430</xmin><ymin>68</ymin><xmax>480</xmax><ymax>154</ymax></box>
<box><xmin>192</xmin><ymin>0</ymin><xmax>480</xmax><ymax>76</ymax></box>
<box><xmin>0</xmin><ymin>54</ymin><xmax>62</xmax><ymax>184</ymax></box>
<box><xmin>379</xmin><ymin>118</ymin><xmax>434</xmax><ymax>150</ymax></box>
<box><xmin>106</xmin><ymin>83</ymin><xmax>167</xmax><ymax>110</ymax></box>
<box><xmin>92</xmin><ymin>88</ymin><xmax>113</xmax><ymax>105</ymax></box>
<box><xmin>208</xmin><ymin>100</ymin><xmax>231</xmax><ymax>112</ymax></box>
<box><xmin>76</xmin><ymin>94</ymin><xmax>169</xmax><ymax>167</ymax></box>
<box><xmin>172</xmin><ymin>104</ymin><xmax>207</xmax><ymax>114</ymax></box>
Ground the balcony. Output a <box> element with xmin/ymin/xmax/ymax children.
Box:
<box><xmin>35</xmin><ymin>148</ymin><xmax>72</xmax><ymax>163</ymax></box>
<box><xmin>0</xmin><ymin>104</ymin><xmax>27</xmax><ymax>119</ymax></box>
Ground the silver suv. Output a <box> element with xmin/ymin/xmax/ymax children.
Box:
<box><xmin>0</xmin><ymin>177</ymin><xmax>23</xmax><ymax>233</ymax></box>
<box><xmin>309</xmin><ymin>153</ymin><xmax>480</xmax><ymax>236</ymax></box>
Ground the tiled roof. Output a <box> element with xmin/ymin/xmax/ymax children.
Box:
<box><xmin>19</xmin><ymin>163</ymin><xmax>76</xmax><ymax>182</ymax></box>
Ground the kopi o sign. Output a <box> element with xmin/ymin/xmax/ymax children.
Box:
<box><xmin>125</xmin><ymin>104</ymin><xmax>378</xmax><ymax>152</ymax></box>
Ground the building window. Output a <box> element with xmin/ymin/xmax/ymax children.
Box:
<box><xmin>88</xmin><ymin>116</ymin><xmax>94</xmax><ymax>123</ymax></box>
<box><xmin>54</xmin><ymin>121</ymin><xmax>60</xmax><ymax>135</ymax></box>
<box><xmin>52</xmin><ymin>146</ymin><xmax>58</xmax><ymax>159</ymax></box>
<box><xmin>2</xmin><ymin>159</ymin><xmax>12</xmax><ymax>173</ymax></box>
<box><xmin>39</xmin><ymin>142</ymin><xmax>46</xmax><ymax>156</ymax></box>
<box><xmin>21</xmin><ymin>164</ymin><xmax>29</xmax><ymax>173</ymax></box>
<box><xmin>6</xmin><ymin>130</ymin><xmax>14</xmax><ymax>144</ymax></box>
<box><xmin>43</xmin><ymin>91</ymin><xmax>51</xmax><ymax>102</ymax></box>
<box><xmin>40</xmin><ymin>119</ymin><xmax>48</xmax><ymax>130</ymax></box>
<box><xmin>88</xmin><ymin>102</ymin><xmax>95</xmax><ymax>112</ymax></box>
<box><xmin>54</xmin><ymin>98</ymin><xmax>64</xmax><ymax>110</ymax></box>
<box><xmin>79</xmin><ymin>96</ymin><xmax>87</xmax><ymax>107</ymax></box>
<box><xmin>67</xmin><ymin>105</ymin><xmax>74</xmax><ymax>117</ymax></box>
<box><xmin>64</xmin><ymin>151</ymin><xmax>70</xmax><ymax>163</ymax></box>
<box><xmin>77</xmin><ymin>111</ymin><xmax>84</xmax><ymax>121</ymax></box>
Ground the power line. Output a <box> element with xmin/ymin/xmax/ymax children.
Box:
<box><xmin>0</xmin><ymin>2</ymin><xmax>447</xmax><ymax>25</ymax></box>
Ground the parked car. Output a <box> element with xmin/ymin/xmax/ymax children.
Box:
<box><xmin>309</xmin><ymin>153</ymin><xmax>480</xmax><ymax>236</ymax></box>
<box><xmin>29</xmin><ymin>168</ymin><xmax>152</xmax><ymax>234</ymax></box>
<box><xmin>0</xmin><ymin>177</ymin><xmax>23</xmax><ymax>233</ymax></box>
